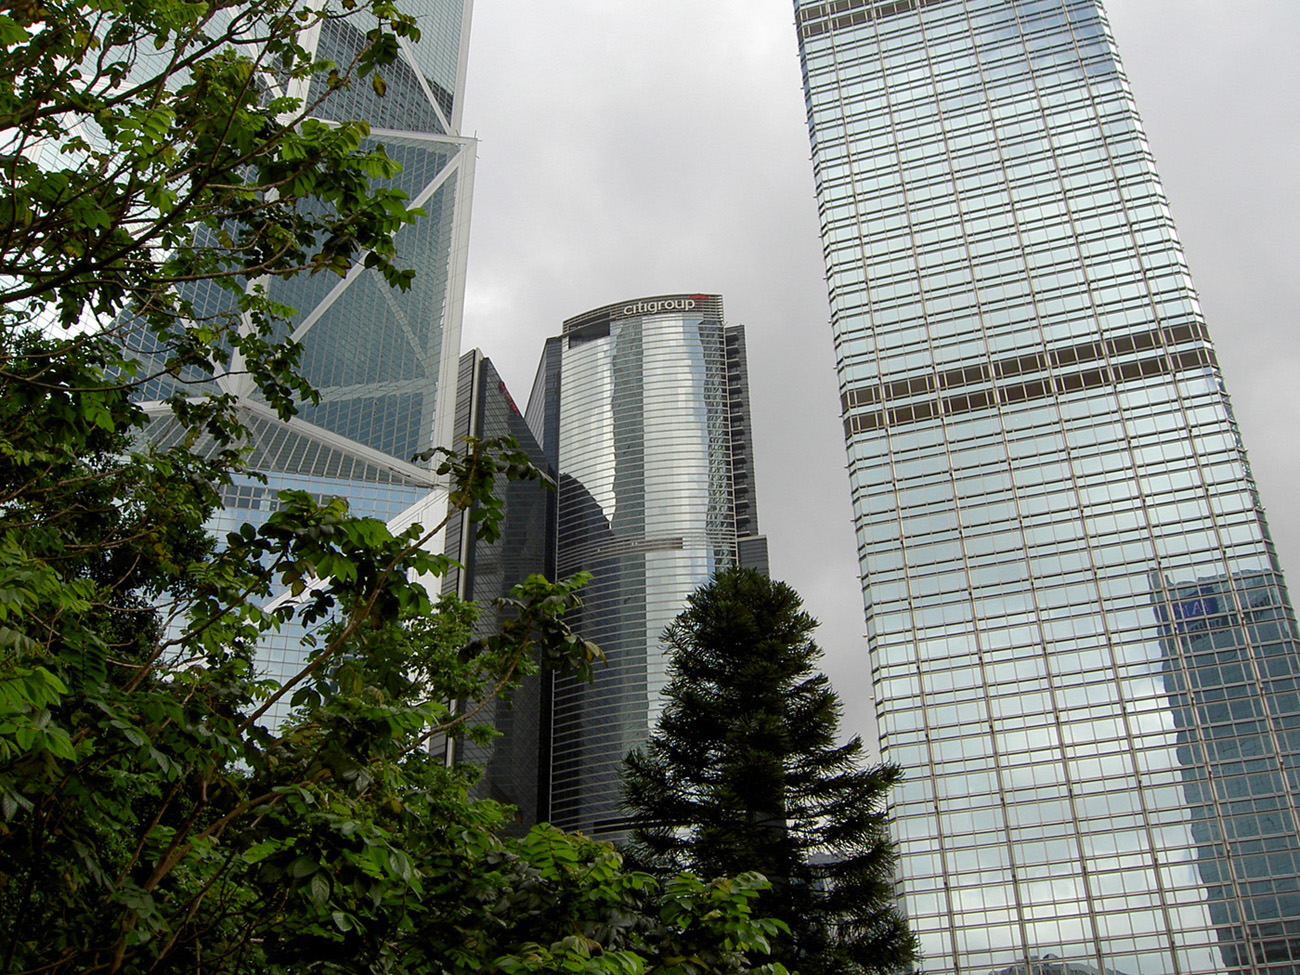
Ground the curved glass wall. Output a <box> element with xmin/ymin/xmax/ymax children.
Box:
<box><xmin>533</xmin><ymin>295</ymin><xmax>764</xmax><ymax>837</ymax></box>
<box><xmin>795</xmin><ymin>1</ymin><xmax>1300</xmax><ymax>973</ymax></box>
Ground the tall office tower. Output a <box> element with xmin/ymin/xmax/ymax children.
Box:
<box><xmin>794</xmin><ymin>2</ymin><xmax>1300</xmax><ymax>973</ymax></box>
<box><xmin>526</xmin><ymin>294</ymin><xmax>768</xmax><ymax>837</ymax></box>
<box><xmin>440</xmin><ymin>349</ymin><xmax>556</xmax><ymax>832</ymax></box>
<box><xmin>139</xmin><ymin>0</ymin><xmax>476</xmax><ymax>714</ymax></box>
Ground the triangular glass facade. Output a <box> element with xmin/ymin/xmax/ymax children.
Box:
<box><xmin>138</xmin><ymin>0</ymin><xmax>476</xmax><ymax>724</ymax></box>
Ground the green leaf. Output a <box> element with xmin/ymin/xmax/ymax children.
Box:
<box><xmin>309</xmin><ymin>871</ymin><xmax>330</xmax><ymax>906</ymax></box>
<box><xmin>43</xmin><ymin>726</ymin><xmax>76</xmax><ymax>760</ymax></box>
<box><xmin>289</xmin><ymin>856</ymin><xmax>318</xmax><ymax>879</ymax></box>
<box><xmin>0</xmin><ymin>15</ymin><xmax>26</xmax><ymax>45</ymax></box>
<box><xmin>388</xmin><ymin>849</ymin><xmax>411</xmax><ymax>882</ymax></box>
<box><xmin>242</xmin><ymin>840</ymin><xmax>281</xmax><ymax>865</ymax></box>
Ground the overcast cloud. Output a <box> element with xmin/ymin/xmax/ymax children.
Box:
<box><xmin>457</xmin><ymin>0</ymin><xmax>1300</xmax><ymax>751</ymax></box>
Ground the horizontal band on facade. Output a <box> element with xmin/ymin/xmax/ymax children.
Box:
<box><xmin>842</xmin><ymin>338</ymin><xmax>1217</xmax><ymax>436</ymax></box>
<box><xmin>798</xmin><ymin>0</ymin><xmax>954</xmax><ymax>41</ymax></box>
<box><xmin>841</xmin><ymin>321</ymin><xmax>1212</xmax><ymax>413</ymax></box>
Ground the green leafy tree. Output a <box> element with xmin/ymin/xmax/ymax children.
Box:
<box><xmin>0</xmin><ymin>0</ymin><xmax>790</xmax><ymax>971</ymax></box>
<box><xmin>0</xmin><ymin>390</ymin><xmax>788</xmax><ymax>973</ymax></box>
<box><xmin>623</xmin><ymin>568</ymin><xmax>918</xmax><ymax>975</ymax></box>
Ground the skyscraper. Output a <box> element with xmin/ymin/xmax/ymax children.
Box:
<box><xmin>794</xmin><ymin>2</ymin><xmax>1300</xmax><ymax>973</ymax></box>
<box><xmin>140</xmin><ymin>0</ymin><xmax>476</xmax><ymax>717</ymax></box>
<box><xmin>526</xmin><ymin>294</ymin><xmax>768</xmax><ymax>837</ymax></box>
<box><xmin>440</xmin><ymin>349</ymin><xmax>556</xmax><ymax>832</ymax></box>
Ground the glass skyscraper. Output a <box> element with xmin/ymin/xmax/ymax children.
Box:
<box><xmin>794</xmin><ymin>1</ymin><xmax>1300</xmax><ymax>973</ymax></box>
<box><xmin>440</xmin><ymin>349</ymin><xmax>556</xmax><ymax>833</ymax></box>
<box><xmin>139</xmin><ymin>0</ymin><xmax>476</xmax><ymax>717</ymax></box>
<box><xmin>525</xmin><ymin>294</ymin><xmax>768</xmax><ymax>837</ymax></box>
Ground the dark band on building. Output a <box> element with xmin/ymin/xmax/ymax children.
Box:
<box><xmin>797</xmin><ymin>0</ymin><xmax>956</xmax><ymax>41</ymax></box>
<box><xmin>841</xmin><ymin>322</ymin><xmax>1219</xmax><ymax>435</ymax></box>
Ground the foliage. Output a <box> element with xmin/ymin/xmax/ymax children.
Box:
<box><xmin>2</xmin><ymin>0</ymin><xmax>424</xmax><ymax>341</ymax></box>
<box><xmin>0</xmin><ymin>388</ymin><xmax>602</xmax><ymax>973</ymax></box>
<box><xmin>0</xmin><ymin>0</ymin><xmax>789</xmax><ymax>972</ymax></box>
<box><xmin>623</xmin><ymin>569</ymin><xmax>918</xmax><ymax>975</ymax></box>
<box><xmin>0</xmin><ymin>345</ymin><xmax>784</xmax><ymax>974</ymax></box>
<box><xmin>405</xmin><ymin>824</ymin><xmax>790</xmax><ymax>975</ymax></box>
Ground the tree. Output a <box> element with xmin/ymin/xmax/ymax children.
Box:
<box><xmin>0</xmin><ymin>0</ymin><xmax>789</xmax><ymax>971</ymax></box>
<box><xmin>623</xmin><ymin>568</ymin><xmax>918</xmax><ymax>975</ymax></box>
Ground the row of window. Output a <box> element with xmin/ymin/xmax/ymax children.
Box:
<box><xmin>803</xmin><ymin>3</ymin><xmax>1300</xmax><ymax>970</ymax></box>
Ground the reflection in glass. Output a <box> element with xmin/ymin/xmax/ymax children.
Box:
<box><xmin>527</xmin><ymin>295</ymin><xmax>768</xmax><ymax>838</ymax></box>
<box><xmin>794</xmin><ymin>0</ymin><xmax>1300</xmax><ymax>972</ymax></box>
<box><xmin>136</xmin><ymin>0</ymin><xmax>476</xmax><ymax>724</ymax></box>
<box><xmin>440</xmin><ymin>351</ymin><xmax>556</xmax><ymax>833</ymax></box>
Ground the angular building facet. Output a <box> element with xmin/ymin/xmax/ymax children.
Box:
<box><xmin>139</xmin><ymin>0</ymin><xmax>476</xmax><ymax>722</ymax></box>
<box><xmin>794</xmin><ymin>2</ymin><xmax>1300</xmax><ymax>973</ymax></box>
<box><xmin>526</xmin><ymin>294</ymin><xmax>768</xmax><ymax>837</ymax></box>
<box><xmin>440</xmin><ymin>349</ymin><xmax>556</xmax><ymax>832</ymax></box>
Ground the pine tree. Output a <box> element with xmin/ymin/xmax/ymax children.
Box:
<box><xmin>623</xmin><ymin>567</ymin><xmax>918</xmax><ymax>975</ymax></box>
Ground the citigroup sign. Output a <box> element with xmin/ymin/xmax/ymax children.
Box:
<box><xmin>618</xmin><ymin>297</ymin><xmax>697</xmax><ymax>317</ymax></box>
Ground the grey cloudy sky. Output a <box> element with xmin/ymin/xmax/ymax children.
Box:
<box><xmin>456</xmin><ymin>0</ymin><xmax>1300</xmax><ymax>749</ymax></box>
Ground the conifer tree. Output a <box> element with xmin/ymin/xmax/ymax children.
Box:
<box><xmin>623</xmin><ymin>567</ymin><xmax>918</xmax><ymax>975</ymax></box>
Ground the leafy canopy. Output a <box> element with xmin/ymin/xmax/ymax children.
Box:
<box><xmin>0</xmin><ymin>1</ymin><xmax>790</xmax><ymax>972</ymax></box>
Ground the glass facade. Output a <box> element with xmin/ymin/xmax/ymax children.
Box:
<box><xmin>136</xmin><ymin>3</ymin><xmax>474</xmax><ymax>460</ymax></box>
<box><xmin>441</xmin><ymin>350</ymin><xmax>556</xmax><ymax>833</ymax></box>
<box><xmin>138</xmin><ymin>0</ymin><xmax>476</xmax><ymax>722</ymax></box>
<box><xmin>143</xmin><ymin>407</ymin><xmax>443</xmax><ymax>728</ymax></box>
<box><xmin>527</xmin><ymin>295</ymin><xmax>767</xmax><ymax>837</ymax></box>
<box><xmin>794</xmin><ymin>2</ymin><xmax>1300</xmax><ymax>973</ymax></box>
